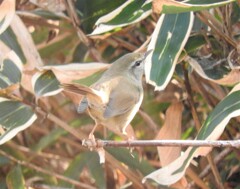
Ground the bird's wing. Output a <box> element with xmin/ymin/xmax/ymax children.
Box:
<box><xmin>103</xmin><ymin>83</ymin><xmax>141</xmax><ymax>118</ymax></box>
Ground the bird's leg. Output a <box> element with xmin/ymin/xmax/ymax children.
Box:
<box><xmin>88</xmin><ymin>123</ymin><xmax>98</xmax><ymax>141</ymax></box>
<box><xmin>122</xmin><ymin>125</ymin><xmax>138</xmax><ymax>157</ymax></box>
<box><xmin>82</xmin><ymin>124</ymin><xmax>98</xmax><ymax>151</ymax></box>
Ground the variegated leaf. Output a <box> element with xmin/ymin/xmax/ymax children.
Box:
<box><xmin>143</xmin><ymin>84</ymin><xmax>240</xmax><ymax>185</ymax></box>
<box><xmin>153</xmin><ymin>0</ymin><xmax>236</xmax><ymax>14</ymax></box>
<box><xmin>145</xmin><ymin>12</ymin><xmax>194</xmax><ymax>91</ymax></box>
<box><xmin>0</xmin><ymin>51</ymin><xmax>22</xmax><ymax>89</ymax></box>
<box><xmin>0</xmin><ymin>0</ymin><xmax>15</xmax><ymax>34</ymax></box>
<box><xmin>90</xmin><ymin>0</ymin><xmax>152</xmax><ymax>35</ymax></box>
<box><xmin>0</xmin><ymin>98</ymin><xmax>37</xmax><ymax>145</ymax></box>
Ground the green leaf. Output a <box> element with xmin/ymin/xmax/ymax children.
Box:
<box><xmin>32</xmin><ymin>127</ymin><xmax>66</xmax><ymax>152</ymax></box>
<box><xmin>90</xmin><ymin>0</ymin><xmax>152</xmax><ymax>35</ymax></box>
<box><xmin>59</xmin><ymin>152</ymin><xmax>106</xmax><ymax>189</ymax></box>
<box><xmin>86</xmin><ymin>152</ymin><xmax>106</xmax><ymax>189</ymax></box>
<box><xmin>0</xmin><ymin>27</ymin><xmax>26</xmax><ymax>64</ymax></box>
<box><xmin>6</xmin><ymin>165</ymin><xmax>26</xmax><ymax>189</ymax></box>
<box><xmin>197</xmin><ymin>90</ymin><xmax>240</xmax><ymax>140</ymax></box>
<box><xmin>107</xmin><ymin>148</ymin><xmax>154</xmax><ymax>175</ymax></box>
<box><xmin>184</xmin><ymin>35</ymin><xmax>206</xmax><ymax>54</ymax></box>
<box><xmin>0</xmin><ymin>51</ymin><xmax>22</xmax><ymax>88</ymax></box>
<box><xmin>159</xmin><ymin>0</ymin><xmax>236</xmax><ymax>14</ymax></box>
<box><xmin>32</xmin><ymin>70</ymin><xmax>61</xmax><ymax>97</ymax></box>
<box><xmin>74</xmin><ymin>70</ymin><xmax>105</xmax><ymax>87</ymax></box>
<box><xmin>0</xmin><ymin>98</ymin><xmax>37</xmax><ymax>145</ymax></box>
<box><xmin>32</xmin><ymin>63</ymin><xmax>108</xmax><ymax>97</ymax></box>
<box><xmin>38</xmin><ymin>35</ymin><xmax>76</xmax><ymax>59</ymax></box>
<box><xmin>143</xmin><ymin>87</ymin><xmax>240</xmax><ymax>185</ymax></box>
<box><xmin>145</xmin><ymin>12</ymin><xmax>194</xmax><ymax>91</ymax></box>
<box><xmin>76</xmin><ymin>0</ymin><xmax>126</xmax><ymax>34</ymax></box>
<box><xmin>59</xmin><ymin>153</ymin><xmax>87</xmax><ymax>188</ymax></box>
<box><xmin>0</xmin><ymin>156</ymin><xmax>10</xmax><ymax>166</ymax></box>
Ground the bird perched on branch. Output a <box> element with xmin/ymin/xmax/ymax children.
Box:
<box><xmin>61</xmin><ymin>50</ymin><xmax>152</xmax><ymax>139</ymax></box>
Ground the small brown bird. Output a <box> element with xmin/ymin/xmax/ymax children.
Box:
<box><xmin>61</xmin><ymin>51</ymin><xmax>152</xmax><ymax>139</ymax></box>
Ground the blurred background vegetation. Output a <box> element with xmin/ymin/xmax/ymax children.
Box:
<box><xmin>0</xmin><ymin>0</ymin><xmax>240</xmax><ymax>189</ymax></box>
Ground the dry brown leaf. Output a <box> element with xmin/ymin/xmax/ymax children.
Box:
<box><xmin>186</xmin><ymin>168</ymin><xmax>209</xmax><ymax>189</ymax></box>
<box><xmin>10</xmin><ymin>14</ymin><xmax>43</xmax><ymax>69</ymax></box>
<box><xmin>156</xmin><ymin>102</ymin><xmax>183</xmax><ymax>165</ymax></box>
<box><xmin>0</xmin><ymin>0</ymin><xmax>15</xmax><ymax>34</ymax></box>
<box><xmin>41</xmin><ymin>63</ymin><xmax>110</xmax><ymax>83</ymax></box>
<box><xmin>215</xmin><ymin>69</ymin><xmax>240</xmax><ymax>85</ymax></box>
<box><xmin>0</xmin><ymin>39</ymin><xmax>11</xmax><ymax>55</ymax></box>
<box><xmin>152</xmin><ymin>0</ymin><xmax>188</xmax><ymax>14</ymax></box>
<box><xmin>156</xmin><ymin>102</ymin><xmax>188</xmax><ymax>188</ymax></box>
<box><xmin>188</xmin><ymin>56</ymin><xmax>240</xmax><ymax>86</ymax></box>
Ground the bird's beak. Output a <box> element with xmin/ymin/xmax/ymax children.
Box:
<box><xmin>144</xmin><ymin>49</ymin><xmax>153</xmax><ymax>59</ymax></box>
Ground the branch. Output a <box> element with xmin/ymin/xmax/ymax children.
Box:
<box><xmin>82</xmin><ymin>139</ymin><xmax>240</xmax><ymax>148</ymax></box>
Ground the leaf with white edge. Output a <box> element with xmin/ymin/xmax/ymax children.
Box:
<box><xmin>156</xmin><ymin>102</ymin><xmax>187</xmax><ymax>188</ymax></box>
<box><xmin>145</xmin><ymin>12</ymin><xmax>194</xmax><ymax>91</ymax></box>
<box><xmin>10</xmin><ymin>14</ymin><xmax>43</xmax><ymax>69</ymax></box>
<box><xmin>42</xmin><ymin>63</ymin><xmax>109</xmax><ymax>83</ymax></box>
<box><xmin>75</xmin><ymin>0</ymin><xmax>126</xmax><ymax>33</ymax></box>
<box><xmin>0</xmin><ymin>51</ymin><xmax>22</xmax><ymax>89</ymax></box>
<box><xmin>187</xmin><ymin>56</ymin><xmax>240</xmax><ymax>85</ymax></box>
<box><xmin>0</xmin><ymin>98</ymin><xmax>37</xmax><ymax>145</ymax></box>
<box><xmin>6</xmin><ymin>165</ymin><xmax>26</xmax><ymax>189</ymax></box>
<box><xmin>157</xmin><ymin>103</ymin><xmax>183</xmax><ymax>166</ymax></box>
<box><xmin>0</xmin><ymin>27</ymin><xmax>27</xmax><ymax>64</ymax></box>
<box><xmin>153</xmin><ymin>0</ymin><xmax>236</xmax><ymax>14</ymax></box>
<box><xmin>0</xmin><ymin>0</ymin><xmax>15</xmax><ymax>35</ymax></box>
<box><xmin>143</xmin><ymin>84</ymin><xmax>240</xmax><ymax>186</ymax></box>
<box><xmin>32</xmin><ymin>63</ymin><xmax>109</xmax><ymax>97</ymax></box>
<box><xmin>32</xmin><ymin>70</ymin><xmax>61</xmax><ymax>97</ymax></box>
<box><xmin>32</xmin><ymin>63</ymin><xmax>110</xmax><ymax>96</ymax></box>
<box><xmin>90</xmin><ymin>0</ymin><xmax>152</xmax><ymax>35</ymax></box>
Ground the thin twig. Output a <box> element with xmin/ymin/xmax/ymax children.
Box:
<box><xmin>82</xmin><ymin>139</ymin><xmax>240</xmax><ymax>148</ymax></box>
<box><xmin>0</xmin><ymin>150</ymin><xmax>96</xmax><ymax>189</ymax></box>
<box><xmin>200</xmin><ymin>148</ymin><xmax>233</xmax><ymax>178</ymax></box>
<box><xmin>138</xmin><ymin>109</ymin><xmax>158</xmax><ymax>132</ymax></box>
<box><xmin>189</xmin><ymin>147</ymin><xmax>234</xmax><ymax>188</ymax></box>
<box><xmin>35</xmin><ymin>107</ymin><xmax>87</xmax><ymax>141</ymax></box>
<box><xmin>134</xmin><ymin>36</ymin><xmax>151</xmax><ymax>53</ymax></box>
<box><xmin>64</xmin><ymin>0</ymin><xmax>89</xmax><ymax>45</ymax></box>
<box><xmin>196</xmin><ymin>11</ymin><xmax>237</xmax><ymax>48</ymax></box>
<box><xmin>6</xmin><ymin>142</ymin><xmax>71</xmax><ymax>161</ymax></box>
<box><xmin>112</xmin><ymin>36</ymin><xmax>137</xmax><ymax>51</ymax></box>
<box><xmin>64</xmin><ymin>0</ymin><xmax>104</xmax><ymax>62</ymax></box>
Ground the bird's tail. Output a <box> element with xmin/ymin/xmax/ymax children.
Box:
<box><xmin>60</xmin><ymin>83</ymin><xmax>103</xmax><ymax>103</ymax></box>
<box><xmin>60</xmin><ymin>83</ymin><xmax>96</xmax><ymax>96</ymax></box>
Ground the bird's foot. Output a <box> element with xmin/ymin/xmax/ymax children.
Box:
<box><xmin>82</xmin><ymin>132</ymin><xmax>105</xmax><ymax>163</ymax></box>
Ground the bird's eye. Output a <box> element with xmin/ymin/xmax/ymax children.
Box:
<box><xmin>135</xmin><ymin>60</ymin><xmax>142</xmax><ymax>66</ymax></box>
